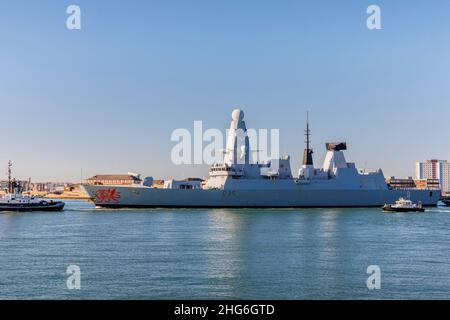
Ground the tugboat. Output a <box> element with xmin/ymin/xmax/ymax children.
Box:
<box><xmin>0</xmin><ymin>161</ymin><xmax>65</xmax><ymax>212</ymax></box>
<box><xmin>383</xmin><ymin>194</ymin><xmax>425</xmax><ymax>213</ymax></box>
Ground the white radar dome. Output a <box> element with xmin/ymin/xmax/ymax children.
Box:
<box><xmin>232</xmin><ymin>109</ymin><xmax>244</xmax><ymax>121</ymax></box>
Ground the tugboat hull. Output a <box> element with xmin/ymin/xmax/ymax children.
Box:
<box><xmin>0</xmin><ymin>201</ymin><xmax>65</xmax><ymax>212</ymax></box>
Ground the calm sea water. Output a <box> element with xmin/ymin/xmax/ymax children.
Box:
<box><xmin>1</xmin><ymin>200</ymin><xmax>450</xmax><ymax>300</ymax></box>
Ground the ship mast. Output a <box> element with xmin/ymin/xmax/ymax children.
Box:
<box><xmin>306</xmin><ymin>112</ymin><xmax>311</xmax><ymax>151</ymax></box>
<box><xmin>7</xmin><ymin>160</ymin><xmax>12</xmax><ymax>194</ymax></box>
<box><xmin>302</xmin><ymin>112</ymin><xmax>314</xmax><ymax>166</ymax></box>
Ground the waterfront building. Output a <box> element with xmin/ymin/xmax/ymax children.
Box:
<box><xmin>414</xmin><ymin>179</ymin><xmax>441</xmax><ymax>190</ymax></box>
<box><xmin>86</xmin><ymin>174</ymin><xmax>142</xmax><ymax>186</ymax></box>
<box><xmin>386</xmin><ymin>177</ymin><xmax>416</xmax><ymax>189</ymax></box>
<box><xmin>386</xmin><ymin>176</ymin><xmax>441</xmax><ymax>191</ymax></box>
<box><xmin>416</xmin><ymin>160</ymin><xmax>450</xmax><ymax>194</ymax></box>
<box><xmin>0</xmin><ymin>181</ymin><xmax>8</xmax><ymax>192</ymax></box>
<box><xmin>0</xmin><ymin>180</ymin><xmax>32</xmax><ymax>192</ymax></box>
<box><xmin>32</xmin><ymin>182</ymin><xmax>66</xmax><ymax>193</ymax></box>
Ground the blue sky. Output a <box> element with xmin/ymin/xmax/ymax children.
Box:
<box><xmin>1</xmin><ymin>0</ymin><xmax>449</xmax><ymax>181</ymax></box>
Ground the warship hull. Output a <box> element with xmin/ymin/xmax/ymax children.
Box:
<box><xmin>82</xmin><ymin>185</ymin><xmax>440</xmax><ymax>208</ymax></box>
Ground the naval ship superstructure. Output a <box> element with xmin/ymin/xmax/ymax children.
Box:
<box><xmin>82</xmin><ymin>109</ymin><xmax>440</xmax><ymax>208</ymax></box>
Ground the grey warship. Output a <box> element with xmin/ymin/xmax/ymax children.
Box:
<box><xmin>82</xmin><ymin>109</ymin><xmax>440</xmax><ymax>208</ymax></box>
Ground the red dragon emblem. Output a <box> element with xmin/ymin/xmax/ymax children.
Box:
<box><xmin>94</xmin><ymin>188</ymin><xmax>121</xmax><ymax>204</ymax></box>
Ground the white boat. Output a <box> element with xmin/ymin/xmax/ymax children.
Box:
<box><xmin>82</xmin><ymin>109</ymin><xmax>441</xmax><ymax>208</ymax></box>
